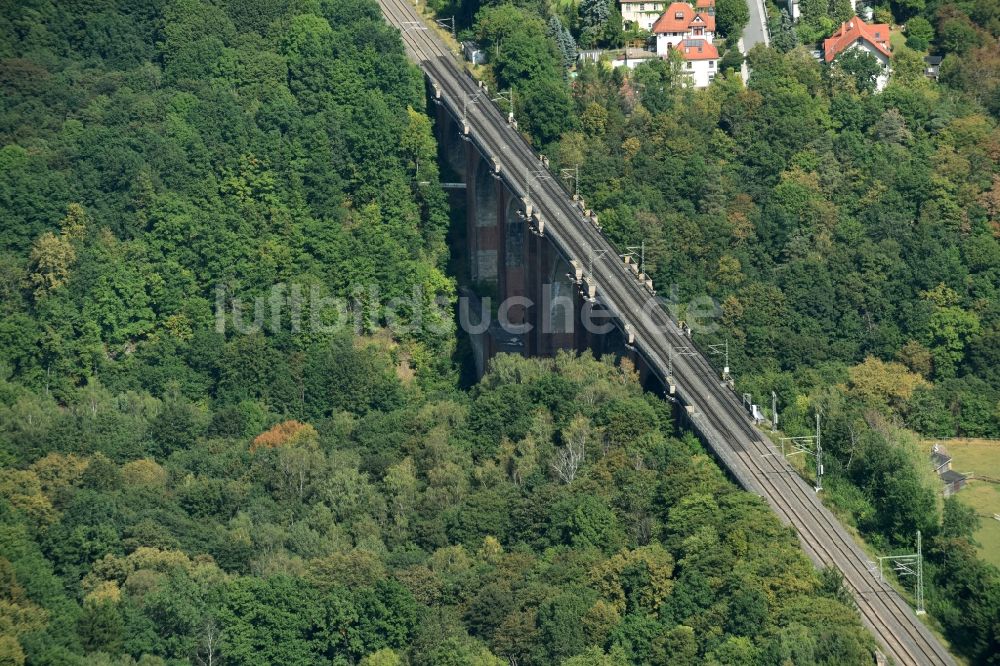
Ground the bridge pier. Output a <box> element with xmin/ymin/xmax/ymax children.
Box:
<box><xmin>526</xmin><ymin>229</ymin><xmax>545</xmax><ymax>357</ymax></box>
<box><xmin>466</xmin><ymin>140</ymin><xmax>500</xmax><ymax>287</ymax></box>
<box><xmin>437</xmin><ymin>100</ymin><xmax>465</xmax><ymax>179</ymax></box>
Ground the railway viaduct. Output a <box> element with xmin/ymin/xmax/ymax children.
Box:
<box><xmin>379</xmin><ymin>0</ymin><xmax>957</xmax><ymax>662</ymax></box>
<box><xmin>437</xmin><ymin>99</ymin><xmax>641</xmax><ymax>379</ymax></box>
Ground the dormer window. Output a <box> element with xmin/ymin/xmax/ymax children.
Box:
<box><xmin>675</xmin><ymin>11</ymin><xmax>684</xmax><ymax>18</ymax></box>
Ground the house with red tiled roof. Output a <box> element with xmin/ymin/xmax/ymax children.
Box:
<box><xmin>675</xmin><ymin>38</ymin><xmax>719</xmax><ymax>87</ymax></box>
<box><xmin>823</xmin><ymin>16</ymin><xmax>892</xmax><ymax>90</ymax></box>
<box><xmin>695</xmin><ymin>0</ymin><xmax>716</xmax><ymax>15</ymax></box>
<box><xmin>653</xmin><ymin>2</ymin><xmax>715</xmax><ymax>56</ymax></box>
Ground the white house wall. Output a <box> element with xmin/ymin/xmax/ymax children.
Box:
<box><xmin>843</xmin><ymin>41</ymin><xmax>891</xmax><ymax>91</ymax></box>
<box><xmin>622</xmin><ymin>2</ymin><xmax>667</xmax><ymax>31</ymax></box>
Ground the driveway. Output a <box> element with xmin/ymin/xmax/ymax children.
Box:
<box><xmin>741</xmin><ymin>0</ymin><xmax>769</xmax><ymax>50</ymax></box>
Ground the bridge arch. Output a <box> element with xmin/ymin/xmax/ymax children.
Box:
<box><xmin>546</xmin><ymin>254</ymin><xmax>574</xmax><ymax>335</ymax></box>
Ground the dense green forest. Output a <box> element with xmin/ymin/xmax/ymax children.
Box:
<box><xmin>437</xmin><ymin>0</ymin><xmax>1000</xmax><ymax>661</ymax></box>
<box><xmin>0</xmin><ymin>349</ymin><xmax>879</xmax><ymax>665</ymax></box>
<box><xmin>0</xmin><ymin>0</ymin><xmax>894</xmax><ymax>664</ymax></box>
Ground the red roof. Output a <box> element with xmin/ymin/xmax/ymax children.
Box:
<box><xmin>823</xmin><ymin>16</ymin><xmax>890</xmax><ymax>62</ymax></box>
<box><xmin>675</xmin><ymin>38</ymin><xmax>718</xmax><ymax>60</ymax></box>
<box><xmin>652</xmin><ymin>2</ymin><xmax>715</xmax><ymax>34</ymax></box>
<box><xmin>695</xmin><ymin>0</ymin><xmax>715</xmax><ymax>8</ymax></box>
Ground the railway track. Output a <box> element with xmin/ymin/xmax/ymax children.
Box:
<box><xmin>378</xmin><ymin>1</ymin><xmax>956</xmax><ymax>662</ymax></box>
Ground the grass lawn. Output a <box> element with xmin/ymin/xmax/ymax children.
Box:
<box><xmin>890</xmin><ymin>27</ymin><xmax>907</xmax><ymax>52</ymax></box>
<box><xmin>923</xmin><ymin>438</ymin><xmax>1000</xmax><ymax>568</ymax></box>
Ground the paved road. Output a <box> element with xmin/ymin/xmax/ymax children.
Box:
<box><xmin>380</xmin><ymin>1</ymin><xmax>956</xmax><ymax>663</ymax></box>
<box><xmin>742</xmin><ymin>0</ymin><xmax>770</xmax><ymax>50</ymax></box>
